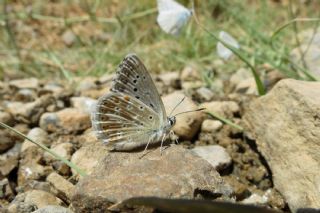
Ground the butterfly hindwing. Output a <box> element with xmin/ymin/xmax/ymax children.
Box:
<box><xmin>92</xmin><ymin>92</ymin><xmax>161</xmax><ymax>147</ymax></box>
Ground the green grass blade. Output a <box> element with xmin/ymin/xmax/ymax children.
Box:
<box><xmin>206</xmin><ymin>112</ymin><xmax>243</xmax><ymax>132</ymax></box>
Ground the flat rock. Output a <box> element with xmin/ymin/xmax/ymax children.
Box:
<box><xmin>243</xmin><ymin>79</ymin><xmax>320</xmax><ymax>211</ymax></box>
<box><xmin>39</xmin><ymin>108</ymin><xmax>91</xmax><ymax>134</ymax></box>
<box><xmin>162</xmin><ymin>91</ymin><xmax>203</xmax><ymax>140</ymax></box>
<box><xmin>70</xmin><ymin>96</ymin><xmax>97</xmax><ymax>114</ymax></box>
<box><xmin>71</xmin><ymin>145</ymin><xmax>233</xmax><ymax>212</ymax></box>
<box><xmin>192</xmin><ymin>145</ymin><xmax>232</xmax><ymax>171</ymax></box>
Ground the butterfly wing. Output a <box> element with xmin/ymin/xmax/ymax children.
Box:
<box><xmin>92</xmin><ymin>54</ymin><xmax>166</xmax><ymax>150</ymax></box>
<box><xmin>157</xmin><ymin>0</ymin><xmax>191</xmax><ymax>35</ymax></box>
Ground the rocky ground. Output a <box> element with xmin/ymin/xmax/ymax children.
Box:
<box><xmin>0</xmin><ymin>63</ymin><xmax>319</xmax><ymax>212</ymax></box>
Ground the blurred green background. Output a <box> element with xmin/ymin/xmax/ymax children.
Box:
<box><xmin>0</xmin><ymin>0</ymin><xmax>319</xmax><ymax>81</ymax></box>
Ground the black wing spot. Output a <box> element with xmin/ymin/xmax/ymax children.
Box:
<box><xmin>143</xmin><ymin>76</ymin><xmax>146</xmax><ymax>79</ymax></box>
<box><xmin>149</xmin><ymin>116</ymin><xmax>153</xmax><ymax>120</ymax></box>
<box><xmin>136</xmin><ymin>75</ymin><xmax>140</xmax><ymax>79</ymax></box>
<box><xmin>150</xmin><ymin>103</ymin><xmax>154</xmax><ymax>108</ymax></box>
<box><xmin>139</xmin><ymin>106</ymin><xmax>144</xmax><ymax>110</ymax></box>
<box><xmin>135</xmin><ymin>96</ymin><xmax>140</xmax><ymax>99</ymax></box>
<box><xmin>133</xmin><ymin>79</ymin><xmax>137</xmax><ymax>84</ymax></box>
<box><xmin>115</xmin><ymin>107</ymin><xmax>120</xmax><ymax>111</ymax></box>
<box><xmin>133</xmin><ymin>88</ymin><xmax>138</xmax><ymax>92</ymax></box>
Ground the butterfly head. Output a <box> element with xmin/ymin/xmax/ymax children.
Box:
<box><xmin>168</xmin><ymin>116</ymin><xmax>176</xmax><ymax>127</ymax></box>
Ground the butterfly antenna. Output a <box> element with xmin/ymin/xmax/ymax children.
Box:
<box><xmin>169</xmin><ymin>96</ymin><xmax>186</xmax><ymax>117</ymax></box>
<box><xmin>174</xmin><ymin>108</ymin><xmax>206</xmax><ymax>117</ymax></box>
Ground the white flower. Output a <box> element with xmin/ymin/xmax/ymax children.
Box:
<box><xmin>156</xmin><ymin>0</ymin><xmax>192</xmax><ymax>35</ymax></box>
<box><xmin>216</xmin><ymin>31</ymin><xmax>240</xmax><ymax>60</ymax></box>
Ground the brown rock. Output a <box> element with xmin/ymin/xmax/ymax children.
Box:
<box><xmin>24</xmin><ymin>190</ymin><xmax>63</xmax><ymax>209</ymax></box>
<box><xmin>21</xmin><ymin>128</ymin><xmax>50</xmax><ymax>152</ymax></box>
<box><xmin>0</xmin><ymin>143</ymin><xmax>20</xmax><ymax>177</ymax></box>
<box><xmin>39</xmin><ymin>108</ymin><xmax>91</xmax><ymax>134</ymax></box>
<box><xmin>70</xmin><ymin>143</ymin><xmax>108</xmax><ymax>178</ymax></box>
<box><xmin>71</xmin><ymin>145</ymin><xmax>233</xmax><ymax>212</ymax></box>
<box><xmin>243</xmin><ymin>79</ymin><xmax>320</xmax><ymax>211</ymax></box>
<box><xmin>47</xmin><ymin>172</ymin><xmax>75</xmax><ymax>203</ymax></box>
<box><xmin>180</xmin><ymin>65</ymin><xmax>200</xmax><ymax>81</ymax></box>
<box><xmin>43</xmin><ymin>142</ymin><xmax>74</xmax><ymax>163</ymax></box>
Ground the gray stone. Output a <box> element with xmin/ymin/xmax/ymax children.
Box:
<box><xmin>163</xmin><ymin>91</ymin><xmax>203</xmax><ymax>140</ymax></box>
<box><xmin>243</xmin><ymin>79</ymin><xmax>320</xmax><ymax>211</ymax></box>
<box><xmin>71</xmin><ymin>145</ymin><xmax>233</xmax><ymax>212</ymax></box>
<box><xmin>14</xmin><ymin>89</ymin><xmax>37</xmax><ymax>102</ymax></box>
<box><xmin>192</xmin><ymin>145</ymin><xmax>232</xmax><ymax>171</ymax></box>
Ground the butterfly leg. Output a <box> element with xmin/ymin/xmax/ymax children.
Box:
<box><xmin>139</xmin><ymin>137</ymin><xmax>153</xmax><ymax>159</ymax></box>
<box><xmin>170</xmin><ymin>130</ymin><xmax>179</xmax><ymax>144</ymax></box>
<box><xmin>160</xmin><ymin>133</ymin><xmax>167</xmax><ymax>155</ymax></box>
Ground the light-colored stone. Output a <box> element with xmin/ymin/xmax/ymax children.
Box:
<box><xmin>201</xmin><ymin>119</ymin><xmax>223</xmax><ymax>132</ymax></box>
<box><xmin>229</xmin><ymin>68</ymin><xmax>251</xmax><ymax>90</ymax></box>
<box><xmin>44</xmin><ymin>142</ymin><xmax>73</xmax><ymax>162</ymax></box>
<box><xmin>70</xmin><ymin>143</ymin><xmax>108</xmax><ymax>178</ymax></box>
<box><xmin>9</xmin><ymin>78</ymin><xmax>39</xmax><ymax>89</ymax></box>
<box><xmin>196</xmin><ymin>87</ymin><xmax>214</xmax><ymax>101</ymax></box>
<box><xmin>47</xmin><ymin>172</ymin><xmax>75</xmax><ymax>203</ymax></box>
<box><xmin>39</xmin><ymin>108</ymin><xmax>91</xmax><ymax>134</ymax></box>
<box><xmin>235</xmin><ymin>77</ymin><xmax>258</xmax><ymax>95</ymax></box>
<box><xmin>24</xmin><ymin>190</ymin><xmax>63</xmax><ymax>209</ymax></box>
<box><xmin>76</xmin><ymin>77</ymin><xmax>97</xmax><ymax>92</ymax></box>
<box><xmin>192</xmin><ymin>145</ymin><xmax>232</xmax><ymax>171</ymax></box>
<box><xmin>21</xmin><ymin>128</ymin><xmax>49</xmax><ymax>152</ymax></box>
<box><xmin>33</xmin><ymin>205</ymin><xmax>73</xmax><ymax>213</ymax></box>
<box><xmin>200</xmin><ymin>101</ymin><xmax>239</xmax><ymax>118</ymax></box>
<box><xmin>180</xmin><ymin>65</ymin><xmax>200</xmax><ymax>81</ymax></box>
<box><xmin>71</xmin><ymin>145</ymin><xmax>233</xmax><ymax>212</ymax></box>
<box><xmin>243</xmin><ymin>79</ymin><xmax>320</xmax><ymax>211</ymax></box>
<box><xmin>0</xmin><ymin>110</ymin><xmax>13</xmax><ymax>125</ymax></box>
<box><xmin>157</xmin><ymin>72</ymin><xmax>180</xmax><ymax>88</ymax></box>
<box><xmin>70</xmin><ymin>96</ymin><xmax>97</xmax><ymax>114</ymax></box>
<box><xmin>241</xmin><ymin>193</ymin><xmax>268</xmax><ymax>205</ymax></box>
<box><xmin>181</xmin><ymin>81</ymin><xmax>203</xmax><ymax>90</ymax></box>
<box><xmin>163</xmin><ymin>91</ymin><xmax>203</xmax><ymax>140</ymax></box>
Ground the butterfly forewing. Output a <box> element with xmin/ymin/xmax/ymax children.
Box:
<box><xmin>111</xmin><ymin>54</ymin><xmax>166</xmax><ymax>122</ymax></box>
<box><xmin>92</xmin><ymin>92</ymin><xmax>161</xmax><ymax>145</ymax></box>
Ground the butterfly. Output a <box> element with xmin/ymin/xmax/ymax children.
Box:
<box><xmin>157</xmin><ymin>0</ymin><xmax>192</xmax><ymax>35</ymax></box>
<box><xmin>91</xmin><ymin>54</ymin><xmax>178</xmax><ymax>153</ymax></box>
<box><xmin>216</xmin><ymin>31</ymin><xmax>240</xmax><ymax>60</ymax></box>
